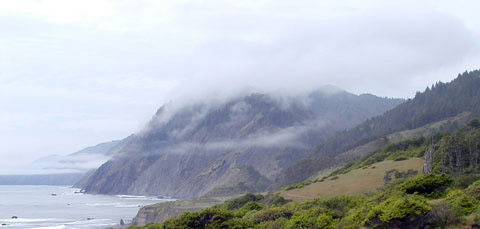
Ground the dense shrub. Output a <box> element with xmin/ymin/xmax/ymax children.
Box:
<box><xmin>222</xmin><ymin>193</ymin><xmax>264</xmax><ymax>210</ymax></box>
<box><xmin>253</xmin><ymin>208</ymin><xmax>293</xmax><ymax>223</ymax></box>
<box><xmin>269</xmin><ymin>195</ymin><xmax>290</xmax><ymax>207</ymax></box>
<box><xmin>453</xmin><ymin>174</ymin><xmax>480</xmax><ymax>189</ymax></box>
<box><xmin>426</xmin><ymin>201</ymin><xmax>464</xmax><ymax>227</ymax></box>
<box><xmin>393</xmin><ymin>155</ymin><xmax>409</xmax><ymax>161</ymax></box>
<box><xmin>237</xmin><ymin>202</ymin><xmax>264</xmax><ymax>216</ymax></box>
<box><xmin>285</xmin><ymin>214</ymin><xmax>316</xmax><ymax>229</ymax></box>
<box><xmin>338</xmin><ymin>205</ymin><xmax>372</xmax><ymax>229</ymax></box>
<box><xmin>240</xmin><ymin>202</ymin><xmax>264</xmax><ymax>212</ymax></box>
<box><xmin>256</xmin><ymin>217</ymin><xmax>288</xmax><ymax>229</ymax></box>
<box><xmin>399</xmin><ymin>174</ymin><xmax>453</xmax><ymax>197</ymax></box>
<box><xmin>445</xmin><ymin>189</ymin><xmax>477</xmax><ymax>215</ymax></box>
<box><xmin>467</xmin><ymin>180</ymin><xmax>480</xmax><ymax>200</ymax></box>
<box><xmin>160</xmin><ymin>208</ymin><xmax>237</xmax><ymax>229</ymax></box>
<box><xmin>127</xmin><ymin>224</ymin><xmax>163</xmax><ymax>229</ymax></box>
<box><xmin>240</xmin><ymin>209</ymin><xmax>259</xmax><ymax>222</ymax></box>
<box><xmin>315</xmin><ymin>213</ymin><xmax>336</xmax><ymax>229</ymax></box>
<box><xmin>260</xmin><ymin>193</ymin><xmax>291</xmax><ymax>207</ymax></box>
<box><xmin>365</xmin><ymin>195</ymin><xmax>431</xmax><ymax>224</ymax></box>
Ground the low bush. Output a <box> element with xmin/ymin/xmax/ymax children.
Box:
<box><xmin>453</xmin><ymin>174</ymin><xmax>480</xmax><ymax>189</ymax></box>
<box><xmin>466</xmin><ymin>180</ymin><xmax>480</xmax><ymax>200</ymax></box>
<box><xmin>221</xmin><ymin>193</ymin><xmax>264</xmax><ymax>210</ymax></box>
<box><xmin>285</xmin><ymin>214</ymin><xmax>316</xmax><ymax>229</ymax></box>
<box><xmin>256</xmin><ymin>217</ymin><xmax>288</xmax><ymax>229</ymax></box>
<box><xmin>426</xmin><ymin>201</ymin><xmax>464</xmax><ymax>227</ymax></box>
<box><xmin>161</xmin><ymin>208</ymin><xmax>237</xmax><ymax>228</ymax></box>
<box><xmin>445</xmin><ymin>189</ymin><xmax>477</xmax><ymax>215</ymax></box>
<box><xmin>365</xmin><ymin>195</ymin><xmax>431</xmax><ymax>226</ymax></box>
<box><xmin>399</xmin><ymin>174</ymin><xmax>453</xmax><ymax>198</ymax></box>
<box><xmin>393</xmin><ymin>155</ymin><xmax>409</xmax><ymax>161</ymax></box>
<box><xmin>253</xmin><ymin>208</ymin><xmax>293</xmax><ymax>223</ymax></box>
<box><xmin>316</xmin><ymin>213</ymin><xmax>336</xmax><ymax>229</ymax></box>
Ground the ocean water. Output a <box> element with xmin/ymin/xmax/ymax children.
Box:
<box><xmin>0</xmin><ymin>185</ymin><xmax>170</xmax><ymax>229</ymax></box>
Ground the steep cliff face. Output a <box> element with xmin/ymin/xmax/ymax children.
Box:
<box><xmin>82</xmin><ymin>90</ymin><xmax>402</xmax><ymax>198</ymax></box>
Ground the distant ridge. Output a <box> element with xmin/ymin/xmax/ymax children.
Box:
<box><xmin>2</xmin><ymin>136</ymin><xmax>134</xmax><ymax>186</ymax></box>
<box><xmin>31</xmin><ymin>135</ymin><xmax>133</xmax><ymax>174</ymax></box>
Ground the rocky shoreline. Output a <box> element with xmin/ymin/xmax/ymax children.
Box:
<box><xmin>131</xmin><ymin>196</ymin><xmax>238</xmax><ymax>226</ymax></box>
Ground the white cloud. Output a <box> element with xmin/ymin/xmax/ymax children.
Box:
<box><xmin>0</xmin><ymin>0</ymin><xmax>479</xmax><ymax>174</ymax></box>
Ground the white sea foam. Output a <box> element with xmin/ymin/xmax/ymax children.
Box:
<box><xmin>32</xmin><ymin>225</ymin><xmax>66</xmax><ymax>229</ymax></box>
<box><xmin>64</xmin><ymin>218</ymin><xmax>110</xmax><ymax>225</ymax></box>
<box><xmin>85</xmin><ymin>203</ymin><xmax>121</xmax><ymax>206</ymax></box>
<box><xmin>1</xmin><ymin>218</ymin><xmax>60</xmax><ymax>223</ymax></box>
<box><xmin>115</xmin><ymin>194</ymin><xmax>173</xmax><ymax>201</ymax></box>
<box><xmin>116</xmin><ymin>195</ymin><xmax>147</xmax><ymax>199</ymax></box>
<box><xmin>114</xmin><ymin>204</ymin><xmax>141</xmax><ymax>208</ymax></box>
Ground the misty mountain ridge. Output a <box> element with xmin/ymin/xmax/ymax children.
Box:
<box><xmin>0</xmin><ymin>136</ymin><xmax>134</xmax><ymax>186</ymax></box>
<box><xmin>30</xmin><ymin>135</ymin><xmax>133</xmax><ymax>174</ymax></box>
<box><xmin>81</xmin><ymin>87</ymin><xmax>402</xmax><ymax>198</ymax></box>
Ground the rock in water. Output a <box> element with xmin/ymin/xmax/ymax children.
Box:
<box><xmin>120</xmin><ymin>219</ymin><xmax>125</xmax><ymax>225</ymax></box>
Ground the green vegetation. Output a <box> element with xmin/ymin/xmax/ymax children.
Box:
<box><xmin>399</xmin><ymin>174</ymin><xmax>453</xmax><ymax>197</ymax></box>
<box><xmin>365</xmin><ymin>195</ymin><xmax>431</xmax><ymax>224</ymax></box>
<box><xmin>127</xmin><ymin>121</ymin><xmax>480</xmax><ymax>228</ymax></box>
<box><xmin>127</xmin><ymin>173</ymin><xmax>480</xmax><ymax>229</ymax></box>
<box><xmin>323</xmin><ymin>118</ymin><xmax>480</xmax><ymax>182</ymax></box>
<box><xmin>429</xmin><ymin>120</ymin><xmax>480</xmax><ymax>176</ymax></box>
<box><xmin>281</xmin><ymin>179</ymin><xmax>318</xmax><ymax>191</ymax></box>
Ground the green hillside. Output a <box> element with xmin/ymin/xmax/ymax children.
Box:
<box><xmin>127</xmin><ymin>120</ymin><xmax>480</xmax><ymax>229</ymax></box>
<box><xmin>127</xmin><ymin>173</ymin><xmax>480</xmax><ymax>229</ymax></box>
<box><xmin>277</xmin><ymin>70</ymin><xmax>480</xmax><ymax>187</ymax></box>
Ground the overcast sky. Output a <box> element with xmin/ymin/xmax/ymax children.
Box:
<box><xmin>1</xmin><ymin>0</ymin><xmax>479</xmax><ymax>174</ymax></box>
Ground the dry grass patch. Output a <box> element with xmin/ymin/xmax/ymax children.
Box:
<box><xmin>280</xmin><ymin>158</ymin><xmax>424</xmax><ymax>202</ymax></box>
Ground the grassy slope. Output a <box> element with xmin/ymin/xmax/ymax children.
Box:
<box><xmin>280</xmin><ymin>158</ymin><xmax>424</xmax><ymax>202</ymax></box>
